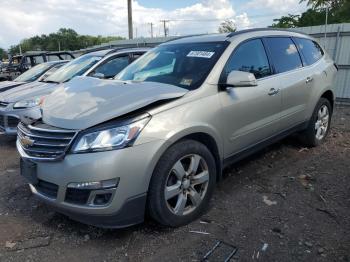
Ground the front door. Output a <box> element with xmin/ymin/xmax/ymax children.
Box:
<box><xmin>218</xmin><ymin>38</ymin><xmax>282</xmax><ymax>157</ymax></box>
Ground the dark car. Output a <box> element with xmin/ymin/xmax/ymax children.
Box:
<box><xmin>0</xmin><ymin>51</ymin><xmax>74</xmax><ymax>81</ymax></box>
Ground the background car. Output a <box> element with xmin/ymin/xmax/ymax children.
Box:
<box><xmin>0</xmin><ymin>61</ymin><xmax>67</xmax><ymax>93</ymax></box>
<box><xmin>0</xmin><ymin>47</ymin><xmax>149</xmax><ymax>135</ymax></box>
<box><xmin>0</xmin><ymin>51</ymin><xmax>75</xmax><ymax>81</ymax></box>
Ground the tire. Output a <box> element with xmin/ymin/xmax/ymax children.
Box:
<box><xmin>300</xmin><ymin>98</ymin><xmax>332</xmax><ymax>147</ymax></box>
<box><xmin>147</xmin><ymin>139</ymin><xmax>217</xmax><ymax>227</ymax></box>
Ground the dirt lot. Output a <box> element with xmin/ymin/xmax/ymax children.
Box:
<box><xmin>0</xmin><ymin>106</ymin><xmax>349</xmax><ymax>262</ymax></box>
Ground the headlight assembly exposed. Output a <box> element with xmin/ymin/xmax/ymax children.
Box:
<box><xmin>13</xmin><ymin>97</ymin><xmax>45</xmax><ymax>109</ymax></box>
<box><xmin>72</xmin><ymin>116</ymin><xmax>150</xmax><ymax>153</ymax></box>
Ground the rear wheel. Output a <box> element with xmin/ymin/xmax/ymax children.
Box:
<box><xmin>300</xmin><ymin>98</ymin><xmax>332</xmax><ymax>147</ymax></box>
<box><xmin>147</xmin><ymin>140</ymin><xmax>216</xmax><ymax>227</ymax></box>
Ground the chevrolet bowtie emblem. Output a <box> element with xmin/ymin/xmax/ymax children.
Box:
<box><xmin>21</xmin><ymin>136</ymin><xmax>35</xmax><ymax>147</ymax></box>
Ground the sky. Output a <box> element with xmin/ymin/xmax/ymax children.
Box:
<box><xmin>0</xmin><ymin>0</ymin><xmax>308</xmax><ymax>49</ymax></box>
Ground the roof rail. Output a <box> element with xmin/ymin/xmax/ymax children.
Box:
<box><xmin>162</xmin><ymin>34</ymin><xmax>213</xmax><ymax>44</ymax></box>
<box><xmin>227</xmin><ymin>27</ymin><xmax>309</xmax><ymax>38</ymax></box>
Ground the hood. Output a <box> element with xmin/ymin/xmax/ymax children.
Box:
<box><xmin>42</xmin><ymin>76</ymin><xmax>188</xmax><ymax>130</ymax></box>
<box><xmin>0</xmin><ymin>81</ymin><xmax>57</xmax><ymax>103</ymax></box>
<box><xmin>0</xmin><ymin>81</ymin><xmax>25</xmax><ymax>93</ymax></box>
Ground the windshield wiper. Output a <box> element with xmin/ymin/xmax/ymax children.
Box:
<box><xmin>41</xmin><ymin>80</ymin><xmax>59</xmax><ymax>84</ymax></box>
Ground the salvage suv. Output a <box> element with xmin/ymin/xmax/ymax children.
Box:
<box><xmin>17</xmin><ymin>29</ymin><xmax>337</xmax><ymax>228</ymax></box>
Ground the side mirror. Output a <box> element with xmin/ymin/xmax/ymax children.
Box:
<box><xmin>226</xmin><ymin>70</ymin><xmax>257</xmax><ymax>88</ymax></box>
<box><xmin>92</xmin><ymin>72</ymin><xmax>105</xmax><ymax>79</ymax></box>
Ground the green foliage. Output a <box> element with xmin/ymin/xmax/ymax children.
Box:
<box><xmin>0</xmin><ymin>48</ymin><xmax>7</xmax><ymax>60</ymax></box>
<box><xmin>9</xmin><ymin>28</ymin><xmax>124</xmax><ymax>55</ymax></box>
<box><xmin>272</xmin><ymin>14</ymin><xmax>300</xmax><ymax>28</ymax></box>
<box><xmin>272</xmin><ymin>0</ymin><xmax>350</xmax><ymax>28</ymax></box>
<box><xmin>218</xmin><ymin>20</ymin><xmax>237</xmax><ymax>33</ymax></box>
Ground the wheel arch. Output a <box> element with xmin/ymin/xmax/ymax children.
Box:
<box><xmin>145</xmin><ymin>127</ymin><xmax>224</xmax><ymax>190</ymax></box>
<box><xmin>320</xmin><ymin>90</ymin><xmax>335</xmax><ymax>112</ymax></box>
<box><xmin>177</xmin><ymin>132</ymin><xmax>223</xmax><ymax>181</ymax></box>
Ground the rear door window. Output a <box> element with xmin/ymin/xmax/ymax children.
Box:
<box><xmin>223</xmin><ymin>38</ymin><xmax>272</xmax><ymax>79</ymax></box>
<box><xmin>294</xmin><ymin>38</ymin><xmax>324</xmax><ymax>66</ymax></box>
<box><xmin>265</xmin><ymin>37</ymin><xmax>303</xmax><ymax>74</ymax></box>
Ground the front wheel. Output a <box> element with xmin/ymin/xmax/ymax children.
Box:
<box><xmin>147</xmin><ymin>140</ymin><xmax>216</xmax><ymax>227</ymax></box>
<box><xmin>300</xmin><ymin>98</ymin><xmax>332</xmax><ymax>147</ymax></box>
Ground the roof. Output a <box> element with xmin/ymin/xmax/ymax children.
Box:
<box><xmin>162</xmin><ymin>34</ymin><xmax>229</xmax><ymax>45</ymax></box>
<box><xmin>163</xmin><ymin>28</ymin><xmax>311</xmax><ymax>45</ymax></box>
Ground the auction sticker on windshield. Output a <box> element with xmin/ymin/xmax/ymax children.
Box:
<box><xmin>187</xmin><ymin>51</ymin><xmax>215</xmax><ymax>59</ymax></box>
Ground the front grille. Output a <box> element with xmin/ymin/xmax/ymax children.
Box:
<box><xmin>35</xmin><ymin>180</ymin><xmax>59</xmax><ymax>198</ymax></box>
<box><xmin>17</xmin><ymin>121</ymin><xmax>77</xmax><ymax>160</ymax></box>
<box><xmin>0</xmin><ymin>101</ymin><xmax>9</xmax><ymax>108</ymax></box>
<box><xmin>65</xmin><ymin>188</ymin><xmax>91</xmax><ymax>205</ymax></box>
<box><xmin>7</xmin><ymin>116</ymin><xmax>19</xmax><ymax>128</ymax></box>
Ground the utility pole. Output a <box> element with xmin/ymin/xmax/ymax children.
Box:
<box><xmin>160</xmin><ymin>20</ymin><xmax>170</xmax><ymax>37</ymax></box>
<box><xmin>58</xmin><ymin>41</ymin><xmax>61</xmax><ymax>52</ymax></box>
<box><xmin>148</xmin><ymin>22</ymin><xmax>154</xmax><ymax>38</ymax></box>
<box><xmin>127</xmin><ymin>0</ymin><xmax>133</xmax><ymax>39</ymax></box>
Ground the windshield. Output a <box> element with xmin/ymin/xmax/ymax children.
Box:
<box><xmin>116</xmin><ymin>42</ymin><xmax>229</xmax><ymax>90</ymax></box>
<box><xmin>44</xmin><ymin>54</ymin><xmax>102</xmax><ymax>83</ymax></box>
<box><xmin>14</xmin><ymin>63</ymin><xmax>53</xmax><ymax>82</ymax></box>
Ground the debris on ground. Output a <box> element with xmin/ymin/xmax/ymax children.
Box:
<box><xmin>4</xmin><ymin>236</ymin><xmax>51</xmax><ymax>251</ymax></box>
<box><xmin>262</xmin><ymin>195</ymin><xmax>277</xmax><ymax>206</ymax></box>
<box><xmin>202</xmin><ymin>240</ymin><xmax>238</xmax><ymax>261</ymax></box>
<box><xmin>189</xmin><ymin>230</ymin><xmax>210</xmax><ymax>235</ymax></box>
<box><xmin>5</xmin><ymin>241</ymin><xmax>16</xmax><ymax>249</ymax></box>
<box><xmin>261</xmin><ymin>243</ymin><xmax>268</xmax><ymax>252</ymax></box>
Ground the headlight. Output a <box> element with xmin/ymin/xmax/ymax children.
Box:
<box><xmin>71</xmin><ymin>116</ymin><xmax>151</xmax><ymax>153</ymax></box>
<box><xmin>13</xmin><ymin>97</ymin><xmax>45</xmax><ymax>109</ymax></box>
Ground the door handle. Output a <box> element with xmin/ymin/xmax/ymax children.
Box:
<box><xmin>306</xmin><ymin>77</ymin><xmax>313</xmax><ymax>83</ymax></box>
<box><xmin>268</xmin><ymin>88</ymin><xmax>280</xmax><ymax>96</ymax></box>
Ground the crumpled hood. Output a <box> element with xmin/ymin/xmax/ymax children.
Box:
<box><xmin>0</xmin><ymin>81</ymin><xmax>56</xmax><ymax>103</ymax></box>
<box><xmin>0</xmin><ymin>81</ymin><xmax>25</xmax><ymax>93</ymax></box>
<box><xmin>43</xmin><ymin>76</ymin><xmax>188</xmax><ymax>130</ymax></box>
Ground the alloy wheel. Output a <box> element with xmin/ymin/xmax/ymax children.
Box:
<box><xmin>164</xmin><ymin>154</ymin><xmax>209</xmax><ymax>216</ymax></box>
<box><xmin>315</xmin><ymin>105</ymin><xmax>330</xmax><ymax>140</ymax></box>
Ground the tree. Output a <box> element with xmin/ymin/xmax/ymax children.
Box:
<box><xmin>272</xmin><ymin>14</ymin><xmax>300</xmax><ymax>28</ymax></box>
<box><xmin>218</xmin><ymin>19</ymin><xmax>237</xmax><ymax>33</ymax></box>
<box><xmin>0</xmin><ymin>48</ymin><xmax>7</xmax><ymax>60</ymax></box>
<box><xmin>272</xmin><ymin>0</ymin><xmax>349</xmax><ymax>28</ymax></box>
<box><xmin>300</xmin><ymin>0</ymin><xmax>343</xmax><ymax>9</ymax></box>
<box><xmin>8</xmin><ymin>28</ymin><xmax>125</xmax><ymax>55</ymax></box>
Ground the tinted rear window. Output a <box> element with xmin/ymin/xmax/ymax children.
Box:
<box><xmin>265</xmin><ymin>37</ymin><xmax>302</xmax><ymax>74</ymax></box>
<box><xmin>294</xmin><ymin>38</ymin><xmax>324</xmax><ymax>66</ymax></box>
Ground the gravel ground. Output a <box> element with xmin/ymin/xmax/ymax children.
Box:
<box><xmin>0</xmin><ymin>106</ymin><xmax>349</xmax><ymax>262</ymax></box>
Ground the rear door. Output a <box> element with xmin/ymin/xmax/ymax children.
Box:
<box><xmin>218</xmin><ymin>38</ymin><xmax>282</xmax><ymax>157</ymax></box>
<box><xmin>263</xmin><ymin>37</ymin><xmax>309</xmax><ymax>131</ymax></box>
